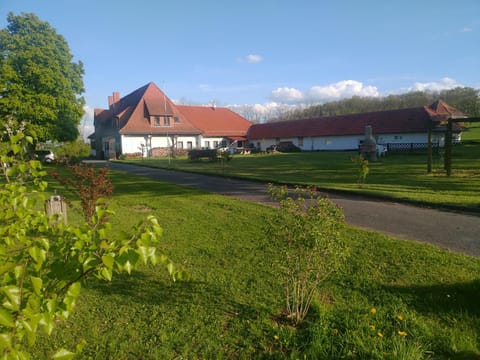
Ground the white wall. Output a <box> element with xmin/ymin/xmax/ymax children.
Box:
<box><xmin>253</xmin><ymin>132</ymin><xmax>445</xmax><ymax>152</ymax></box>
<box><xmin>376</xmin><ymin>133</ymin><xmax>428</xmax><ymax>145</ymax></box>
<box><xmin>201</xmin><ymin>136</ymin><xmax>225</xmax><ymax>149</ymax></box>
<box><xmin>310</xmin><ymin>135</ymin><xmax>362</xmax><ymax>150</ymax></box>
<box><xmin>121</xmin><ymin>134</ymin><xmax>201</xmax><ymax>154</ymax></box>
<box><xmin>254</xmin><ymin>135</ymin><xmax>363</xmax><ymax>151</ymax></box>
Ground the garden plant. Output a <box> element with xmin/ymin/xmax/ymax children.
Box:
<box><xmin>267</xmin><ymin>184</ymin><xmax>348</xmax><ymax>325</ymax></box>
<box><xmin>0</xmin><ymin>127</ymin><xmax>186</xmax><ymax>358</ymax></box>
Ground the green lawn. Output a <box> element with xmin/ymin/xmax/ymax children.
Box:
<box><xmin>117</xmin><ymin>123</ymin><xmax>480</xmax><ymax>212</ymax></box>
<box><xmin>33</xmin><ymin>170</ymin><xmax>480</xmax><ymax>359</ymax></box>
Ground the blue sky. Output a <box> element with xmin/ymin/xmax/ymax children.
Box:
<box><xmin>1</xmin><ymin>0</ymin><xmax>479</xmax><ymax>136</ymax></box>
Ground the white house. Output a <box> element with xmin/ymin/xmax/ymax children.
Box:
<box><xmin>90</xmin><ymin>82</ymin><xmax>252</xmax><ymax>159</ymax></box>
<box><xmin>247</xmin><ymin>101</ymin><xmax>465</xmax><ymax>152</ymax></box>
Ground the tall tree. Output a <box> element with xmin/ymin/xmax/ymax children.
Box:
<box><xmin>0</xmin><ymin>12</ymin><xmax>85</xmax><ymax>142</ymax></box>
<box><xmin>271</xmin><ymin>88</ymin><xmax>480</xmax><ymax>122</ymax></box>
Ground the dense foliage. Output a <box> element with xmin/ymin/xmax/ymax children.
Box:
<box><xmin>0</xmin><ymin>129</ymin><xmax>185</xmax><ymax>358</ymax></box>
<box><xmin>272</xmin><ymin>87</ymin><xmax>480</xmax><ymax>121</ymax></box>
<box><xmin>0</xmin><ymin>13</ymin><xmax>85</xmax><ymax>142</ymax></box>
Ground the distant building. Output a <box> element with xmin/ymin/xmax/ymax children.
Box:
<box><xmin>247</xmin><ymin>101</ymin><xmax>465</xmax><ymax>152</ymax></box>
<box><xmin>89</xmin><ymin>82</ymin><xmax>252</xmax><ymax>159</ymax></box>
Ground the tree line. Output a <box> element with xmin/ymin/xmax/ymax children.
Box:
<box><xmin>270</xmin><ymin>87</ymin><xmax>480</xmax><ymax>122</ymax></box>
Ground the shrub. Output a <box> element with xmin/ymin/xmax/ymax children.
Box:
<box><xmin>267</xmin><ymin>184</ymin><xmax>348</xmax><ymax>325</ymax></box>
<box><xmin>352</xmin><ymin>154</ymin><xmax>369</xmax><ymax>184</ymax></box>
<box><xmin>50</xmin><ymin>164</ymin><xmax>113</xmax><ymax>225</ymax></box>
<box><xmin>0</xmin><ymin>128</ymin><xmax>187</xmax><ymax>358</ymax></box>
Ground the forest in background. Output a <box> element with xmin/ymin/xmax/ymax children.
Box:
<box><xmin>269</xmin><ymin>87</ymin><xmax>480</xmax><ymax>122</ymax></box>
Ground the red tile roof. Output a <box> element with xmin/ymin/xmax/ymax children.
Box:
<box><xmin>248</xmin><ymin>101</ymin><xmax>464</xmax><ymax>139</ymax></box>
<box><xmin>427</xmin><ymin>100</ymin><xmax>467</xmax><ymax>122</ymax></box>
<box><xmin>177</xmin><ymin>105</ymin><xmax>252</xmax><ymax>137</ymax></box>
<box><xmin>117</xmin><ymin>82</ymin><xmax>200</xmax><ymax>135</ymax></box>
<box><xmin>94</xmin><ymin>82</ymin><xmax>252</xmax><ymax>137</ymax></box>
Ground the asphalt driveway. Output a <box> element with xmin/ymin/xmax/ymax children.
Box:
<box><xmin>100</xmin><ymin>161</ymin><xmax>480</xmax><ymax>257</ymax></box>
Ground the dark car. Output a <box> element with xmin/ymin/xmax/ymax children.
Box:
<box><xmin>34</xmin><ymin>150</ymin><xmax>55</xmax><ymax>163</ymax></box>
<box><xmin>277</xmin><ymin>141</ymin><xmax>301</xmax><ymax>152</ymax></box>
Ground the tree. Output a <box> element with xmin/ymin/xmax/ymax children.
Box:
<box><xmin>440</xmin><ymin>87</ymin><xmax>480</xmax><ymax>117</ymax></box>
<box><xmin>270</xmin><ymin>88</ymin><xmax>480</xmax><ymax>122</ymax></box>
<box><xmin>0</xmin><ymin>12</ymin><xmax>85</xmax><ymax>142</ymax></box>
<box><xmin>0</xmin><ymin>126</ymin><xmax>187</xmax><ymax>358</ymax></box>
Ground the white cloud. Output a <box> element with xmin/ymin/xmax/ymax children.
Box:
<box><xmin>462</xmin><ymin>27</ymin><xmax>473</xmax><ymax>32</ymax></box>
<box><xmin>79</xmin><ymin>105</ymin><xmax>94</xmax><ymax>142</ymax></box>
<box><xmin>251</xmin><ymin>102</ymin><xmax>280</xmax><ymax>114</ymax></box>
<box><xmin>271</xmin><ymin>87</ymin><xmax>304</xmax><ymax>102</ymax></box>
<box><xmin>271</xmin><ymin>80</ymin><xmax>379</xmax><ymax>104</ymax></box>
<box><xmin>237</xmin><ymin>54</ymin><xmax>263</xmax><ymax>64</ymax></box>
<box><xmin>409</xmin><ymin>77</ymin><xmax>462</xmax><ymax>92</ymax></box>
<box><xmin>246</xmin><ymin>54</ymin><xmax>263</xmax><ymax>63</ymax></box>
<box><xmin>308</xmin><ymin>80</ymin><xmax>380</xmax><ymax>101</ymax></box>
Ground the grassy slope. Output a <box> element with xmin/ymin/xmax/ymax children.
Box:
<box><xmin>33</xmin><ymin>171</ymin><xmax>480</xmax><ymax>359</ymax></box>
<box><xmin>119</xmin><ymin>123</ymin><xmax>480</xmax><ymax>211</ymax></box>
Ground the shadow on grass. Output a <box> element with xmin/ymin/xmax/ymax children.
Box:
<box><xmin>111</xmin><ymin>173</ymin><xmax>199</xmax><ymax>197</ymax></box>
<box><xmin>85</xmin><ymin>270</ymin><xmax>264</xmax><ymax>321</ymax></box>
<box><xmin>381</xmin><ymin>279</ymin><xmax>480</xmax><ymax>317</ymax></box>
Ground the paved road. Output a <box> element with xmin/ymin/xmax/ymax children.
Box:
<box><xmin>101</xmin><ymin>161</ymin><xmax>480</xmax><ymax>257</ymax></box>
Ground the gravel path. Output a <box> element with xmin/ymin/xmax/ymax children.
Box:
<box><xmin>100</xmin><ymin>161</ymin><xmax>480</xmax><ymax>257</ymax></box>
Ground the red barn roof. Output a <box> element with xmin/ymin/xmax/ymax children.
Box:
<box><xmin>248</xmin><ymin>101</ymin><xmax>464</xmax><ymax>139</ymax></box>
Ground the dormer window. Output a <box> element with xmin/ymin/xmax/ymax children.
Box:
<box><xmin>151</xmin><ymin>115</ymin><xmax>172</xmax><ymax>127</ymax></box>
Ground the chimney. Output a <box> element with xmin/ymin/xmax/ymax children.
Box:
<box><xmin>109</xmin><ymin>92</ymin><xmax>120</xmax><ymax>113</ymax></box>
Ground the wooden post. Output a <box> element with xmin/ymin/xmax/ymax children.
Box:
<box><xmin>45</xmin><ymin>195</ymin><xmax>67</xmax><ymax>224</ymax></box>
<box><xmin>444</xmin><ymin>118</ymin><xmax>453</xmax><ymax>177</ymax></box>
<box><xmin>427</xmin><ymin>120</ymin><xmax>432</xmax><ymax>173</ymax></box>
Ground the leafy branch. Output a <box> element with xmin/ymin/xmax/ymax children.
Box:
<box><xmin>0</xmin><ymin>127</ymin><xmax>188</xmax><ymax>359</ymax></box>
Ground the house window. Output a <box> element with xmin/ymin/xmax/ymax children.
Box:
<box><xmin>153</xmin><ymin>116</ymin><xmax>161</xmax><ymax>126</ymax></box>
<box><xmin>298</xmin><ymin>137</ymin><xmax>304</xmax><ymax>147</ymax></box>
<box><xmin>174</xmin><ymin>116</ymin><xmax>179</xmax><ymax>123</ymax></box>
<box><xmin>187</xmin><ymin>141</ymin><xmax>193</xmax><ymax>149</ymax></box>
<box><xmin>205</xmin><ymin>141</ymin><xmax>210</xmax><ymax>149</ymax></box>
<box><xmin>213</xmin><ymin>140</ymin><xmax>218</xmax><ymax>148</ymax></box>
<box><xmin>275</xmin><ymin>138</ymin><xmax>280</xmax><ymax>144</ymax></box>
<box><xmin>177</xmin><ymin>141</ymin><xmax>183</xmax><ymax>149</ymax></box>
<box><xmin>394</xmin><ymin>135</ymin><xmax>403</xmax><ymax>140</ymax></box>
<box><xmin>164</xmin><ymin>116</ymin><xmax>170</xmax><ymax>126</ymax></box>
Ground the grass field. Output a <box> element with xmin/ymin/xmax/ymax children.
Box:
<box><xmin>32</xmin><ymin>170</ymin><xmax>480</xmax><ymax>359</ymax></box>
<box><xmin>118</xmin><ymin>123</ymin><xmax>480</xmax><ymax>212</ymax></box>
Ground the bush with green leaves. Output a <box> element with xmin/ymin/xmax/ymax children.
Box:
<box><xmin>0</xmin><ymin>128</ymin><xmax>186</xmax><ymax>358</ymax></box>
<box><xmin>352</xmin><ymin>154</ymin><xmax>369</xmax><ymax>185</ymax></box>
<box><xmin>54</xmin><ymin>140</ymin><xmax>91</xmax><ymax>164</ymax></box>
<box><xmin>267</xmin><ymin>184</ymin><xmax>348</xmax><ymax>325</ymax></box>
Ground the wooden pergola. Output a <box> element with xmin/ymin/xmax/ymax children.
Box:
<box><xmin>427</xmin><ymin>117</ymin><xmax>480</xmax><ymax>176</ymax></box>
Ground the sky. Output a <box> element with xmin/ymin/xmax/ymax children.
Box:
<box><xmin>1</xmin><ymin>0</ymin><xmax>479</xmax><ymax>138</ymax></box>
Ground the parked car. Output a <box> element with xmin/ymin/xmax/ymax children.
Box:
<box><xmin>277</xmin><ymin>141</ymin><xmax>301</xmax><ymax>152</ymax></box>
<box><xmin>34</xmin><ymin>150</ymin><xmax>55</xmax><ymax>163</ymax></box>
<box><xmin>266</xmin><ymin>145</ymin><xmax>278</xmax><ymax>153</ymax></box>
